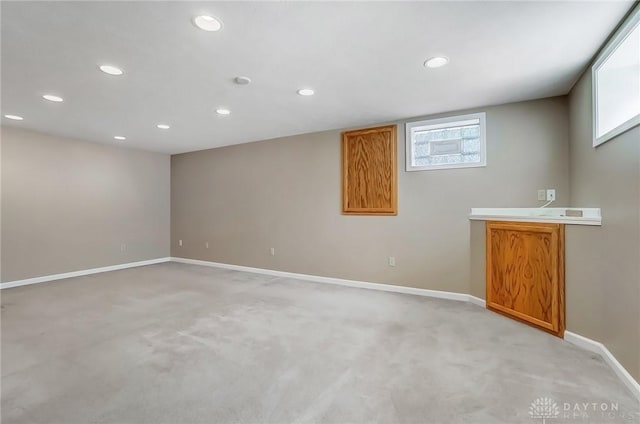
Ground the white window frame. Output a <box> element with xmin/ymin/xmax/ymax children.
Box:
<box><xmin>405</xmin><ymin>112</ymin><xmax>486</xmax><ymax>172</ymax></box>
<box><xmin>592</xmin><ymin>6</ymin><xmax>640</xmax><ymax>147</ymax></box>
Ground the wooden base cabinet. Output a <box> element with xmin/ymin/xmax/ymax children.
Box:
<box><xmin>486</xmin><ymin>221</ymin><xmax>565</xmax><ymax>337</ymax></box>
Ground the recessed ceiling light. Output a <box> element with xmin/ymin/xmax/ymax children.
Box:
<box><xmin>42</xmin><ymin>94</ymin><xmax>64</xmax><ymax>102</ymax></box>
<box><xmin>193</xmin><ymin>15</ymin><xmax>223</xmax><ymax>32</ymax></box>
<box><xmin>234</xmin><ymin>76</ymin><xmax>252</xmax><ymax>85</ymax></box>
<box><xmin>157</xmin><ymin>124</ymin><xmax>170</xmax><ymax>129</ymax></box>
<box><xmin>4</xmin><ymin>114</ymin><xmax>24</xmax><ymax>121</ymax></box>
<box><xmin>114</xmin><ymin>136</ymin><xmax>126</xmax><ymax>141</ymax></box>
<box><xmin>424</xmin><ymin>56</ymin><xmax>449</xmax><ymax>69</ymax></box>
<box><xmin>216</xmin><ymin>108</ymin><xmax>231</xmax><ymax>115</ymax></box>
<box><xmin>99</xmin><ymin>65</ymin><xmax>124</xmax><ymax>76</ymax></box>
<box><xmin>297</xmin><ymin>88</ymin><xmax>315</xmax><ymax>96</ymax></box>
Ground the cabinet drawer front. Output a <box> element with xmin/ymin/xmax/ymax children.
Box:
<box><xmin>486</xmin><ymin>221</ymin><xmax>565</xmax><ymax>337</ymax></box>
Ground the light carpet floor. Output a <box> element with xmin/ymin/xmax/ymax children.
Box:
<box><xmin>1</xmin><ymin>262</ymin><xmax>638</xmax><ymax>424</ymax></box>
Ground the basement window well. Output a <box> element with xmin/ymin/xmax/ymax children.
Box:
<box><xmin>405</xmin><ymin>113</ymin><xmax>486</xmax><ymax>171</ymax></box>
<box><xmin>592</xmin><ymin>5</ymin><xmax>640</xmax><ymax>146</ymax></box>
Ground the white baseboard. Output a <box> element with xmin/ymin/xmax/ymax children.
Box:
<box><xmin>0</xmin><ymin>257</ymin><xmax>172</xmax><ymax>289</ymax></box>
<box><xmin>467</xmin><ymin>295</ymin><xmax>487</xmax><ymax>308</ymax></box>
<box><xmin>565</xmin><ymin>331</ymin><xmax>640</xmax><ymax>402</ymax></box>
<box><xmin>171</xmin><ymin>257</ymin><xmax>479</xmax><ymax>304</ymax></box>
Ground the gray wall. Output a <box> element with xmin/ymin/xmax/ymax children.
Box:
<box><xmin>469</xmin><ymin>220</ymin><xmax>486</xmax><ymax>300</ymax></box>
<box><xmin>1</xmin><ymin>126</ymin><xmax>171</xmax><ymax>282</ymax></box>
<box><xmin>567</xmin><ymin>70</ymin><xmax>640</xmax><ymax>380</ymax></box>
<box><xmin>172</xmin><ymin>97</ymin><xmax>569</xmax><ymax>293</ymax></box>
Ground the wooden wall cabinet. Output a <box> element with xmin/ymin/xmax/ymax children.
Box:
<box><xmin>486</xmin><ymin>221</ymin><xmax>565</xmax><ymax>337</ymax></box>
<box><xmin>341</xmin><ymin>125</ymin><xmax>397</xmax><ymax>215</ymax></box>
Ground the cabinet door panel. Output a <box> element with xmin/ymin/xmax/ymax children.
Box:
<box><xmin>486</xmin><ymin>221</ymin><xmax>565</xmax><ymax>337</ymax></box>
<box><xmin>342</xmin><ymin>125</ymin><xmax>397</xmax><ymax>215</ymax></box>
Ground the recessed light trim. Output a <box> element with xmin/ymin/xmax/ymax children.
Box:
<box><xmin>99</xmin><ymin>65</ymin><xmax>124</xmax><ymax>76</ymax></box>
<box><xmin>297</xmin><ymin>88</ymin><xmax>315</xmax><ymax>96</ymax></box>
<box><xmin>157</xmin><ymin>124</ymin><xmax>170</xmax><ymax>129</ymax></box>
<box><xmin>113</xmin><ymin>136</ymin><xmax>126</xmax><ymax>141</ymax></box>
<box><xmin>4</xmin><ymin>114</ymin><xmax>24</xmax><ymax>121</ymax></box>
<box><xmin>193</xmin><ymin>15</ymin><xmax>223</xmax><ymax>32</ymax></box>
<box><xmin>424</xmin><ymin>56</ymin><xmax>449</xmax><ymax>69</ymax></box>
<box><xmin>216</xmin><ymin>108</ymin><xmax>231</xmax><ymax>115</ymax></box>
<box><xmin>43</xmin><ymin>94</ymin><xmax>64</xmax><ymax>102</ymax></box>
<box><xmin>234</xmin><ymin>76</ymin><xmax>252</xmax><ymax>85</ymax></box>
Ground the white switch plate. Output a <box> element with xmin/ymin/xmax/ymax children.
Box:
<box><xmin>388</xmin><ymin>256</ymin><xmax>396</xmax><ymax>267</ymax></box>
<box><xmin>270</xmin><ymin>247</ymin><xmax>275</xmax><ymax>256</ymax></box>
<box><xmin>179</xmin><ymin>239</ymin><xmax>183</xmax><ymax>247</ymax></box>
<box><xmin>205</xmin><ymin>242</ymin><xmax>209</xmax><ymax>249</ymax></box>
<box><xmin>546</xmin><ymin>189</ymin><xmax>556</xmax><ymax>201</ymax></box>
<box><xmin>537</xmin><ymin>190</ymin><xmax>546</xmax><ymax>201</ymax></box>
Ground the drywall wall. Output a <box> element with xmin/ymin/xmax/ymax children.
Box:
<box><xmin>567</xmin><ymin>70</ymin><xmax>639</xmax><ymax>380</ymax></box>
<box><xmin>172</xmin><ymin>97</ymin><xmax>569</xmax><ymax>294</ymax></box>
<box><xmin>469</xmin><ymin>220</ymin><xmax>486</xmax><ymax>300</ymax></box>
<box><xmin>1</xmin><ymin>126</ymin><xmax>170</xmax><ymax>282</ymax></box>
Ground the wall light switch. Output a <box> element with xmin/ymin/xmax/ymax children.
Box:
<box><xmin>179</xmin><ymin>239</ymin><xmax>183</xmax><ymax>247</ymax></box>
<box><xmin>270</xmin><ymin>247</ymin><xmax>275</xmax><ymax>256</ymax></box>
<box><xmin>205</xmin><ymin>242</ymin><xmax>209</xmax><ymax>249</ymax></box>
<box><xmin>537</xmin><ymin>190</ymin><xmax>546</xmax><ymax>201</ymax></box>
<box><xmin>388</xmin><ymin>256</ymin><xmax>396</xmax><ymax>267</ymax></box>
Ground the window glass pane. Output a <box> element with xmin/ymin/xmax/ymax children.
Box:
<box><xmin>407</xmin><ymin>113</ymin><xmax>486</xmax><ymax>171</ymax></box>
<box><xmin>412</xmin><ymin>122</ymin><xmax>481</xmax><ymax>167</ymax></box>
<box><xmin>596</xmin><ymin>22</ymin><xmax>640</xmax><ymax>138</ymax></box>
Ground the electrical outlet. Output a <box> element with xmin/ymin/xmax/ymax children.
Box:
<box><xmin>546</xmin><ymin>189</ymin><xmax>556</xmax><ymax>201</ymax></box>
<box><xmin>270</xmin><ymin>247</ymin><xmax>275</xmax><ymax>256</ymax></box>
<box><xmin>179</xmin><ymin>239</ymin><xmax>183</xmax><ymax>247</ymax></box>
<box><xmin>537</xmin><ymin>189</ymin><xmax>546</xmax><ymax>201</ymax></box>
<box><xmin>388</xmin><ymin>256</ymin><xmax>396</xmax><ymax>267</ymax></box>
<box><xmin>205</xmin><ymin>242</ymin><xmax>209</xmax><ymax>249</ymax></box>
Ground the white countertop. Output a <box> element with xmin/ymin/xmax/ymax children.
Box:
<box><xmin>469</xmin><ymin>208</ymin><xmax>601</xmax><ymax>226</ymax></box>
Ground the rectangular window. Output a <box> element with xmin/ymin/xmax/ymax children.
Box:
<box><xmin>405</xmin><ymin>112</ymin><xmax>486</xmax><ymax>171</ymax></box>
<box><xmin>592</xmin><ymin>6</ymin><xmax>640</xmax><ymax>147</ymax></box>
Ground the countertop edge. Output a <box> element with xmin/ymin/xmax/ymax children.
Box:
<box><xmin>468</xmin><ymin>215</ymin><xmax>602</xmax><ymax>226</ymax></box>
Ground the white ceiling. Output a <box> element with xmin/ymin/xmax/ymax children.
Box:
<box><xmin>1</xmin><ymin>1</ymin><xmax>634</xmax><ymax>154</ymax></box>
